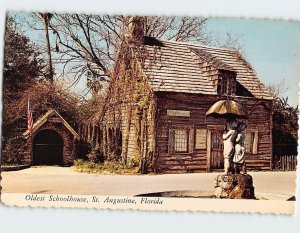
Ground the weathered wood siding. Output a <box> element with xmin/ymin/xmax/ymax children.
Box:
<box><xmin>155</xmin><ymin>92</ymin><xmax>272</xmax><ymax>173</ymax></box>
<box><xmin>101</xmin><ymin>46</ymin><xmax>157</xmax><ymax>171</ymax></box>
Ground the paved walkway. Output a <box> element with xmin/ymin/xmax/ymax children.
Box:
<box><xmin>1</xmin><ymin>166</ymin><xmax>296</xmax><ymax>198</ymax></box>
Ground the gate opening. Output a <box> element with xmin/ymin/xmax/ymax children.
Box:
<box><xmin>33</xmin><ymin>129</ymin><xmax>64</xmax><ymax>165</ymax></box>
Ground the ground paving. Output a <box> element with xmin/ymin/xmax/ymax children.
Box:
<box><xmin>1</xmin><ymin>166</ymin><xmax>296</xmax><ymax>199</ymax></box>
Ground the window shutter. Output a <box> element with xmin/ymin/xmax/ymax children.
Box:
<box><xmin>245</xmin><ymin>132</ymin><xmax>252</xmax><ymax>153</ymax></box>
<box><xmin>253</xmin><ymin>130</ymin><xmax>258</xmax><ymax>154</ymax></box>
<box><xmin>168</xmin><ymin>129</ymin><xmax>175</xmax><ymax>155</ymax></box>
<box><xmin>195</xmin><ymin>129</ymin><xmax>207</xmax><ymax>149</ymax></box>
<box><xmin>189</xmin><ymin>129</ymin><xmax>194</xmax><ymax>154</ymax></box>
<box><xmin>231</xmin><ymin>76</ymin><xmax>236</xmax><ymax>95</ymax></box>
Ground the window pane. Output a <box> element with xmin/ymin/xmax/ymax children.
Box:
<box><xmin>217</xmin><ymin>73</ymin><xmax>236</xmax><ymax>95</ymax></box>
<box><xmin>174</xmin><ymin>129</ymin><xmax>188</xmax><ymax>152</ymax></box>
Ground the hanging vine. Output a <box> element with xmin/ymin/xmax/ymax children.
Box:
<box><xmin>86</xmin><ymin>16</ymin><xmax>159</xmax><ymax>172</ymax></box>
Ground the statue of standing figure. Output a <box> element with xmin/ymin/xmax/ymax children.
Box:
<box><xmin>233</xmin><ymin>123</ymin><xmax>247</xmax><ymax>174</ymax></box>
<box><xmin>222</xmin><ymin>120</ymin><xmax>247</xmax><ymax>174</ymax></box>
<box><xmin>222</xmin><ymin>120</ymin><xmax>238</xmax><ymax>174</ymax></box>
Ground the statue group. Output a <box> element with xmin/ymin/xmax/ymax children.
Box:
<box><xmin>223</xmin><ymin>120</ymin><xmax>247</xmax><ymax>174</ymax></box>
<box><xmin>214</xmin><ymin>120</ymin><xmax>255</xmax><ymax>199</ymax></box>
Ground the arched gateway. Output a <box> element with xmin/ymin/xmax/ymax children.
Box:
<box><xmin>22</xmin><ymin>109</ymin><xmax>79</xmax><ymax>166</ymax></box>
<box><xmin>33</xmin><ymin>129</ymin><xmax>64</xmax><ymax>165</ymax></box>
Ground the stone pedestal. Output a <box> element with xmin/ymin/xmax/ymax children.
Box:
<box><xmin>214</xmin><ymin>174</ymin><xmax>255</xmax><ymax>199</ymax></box>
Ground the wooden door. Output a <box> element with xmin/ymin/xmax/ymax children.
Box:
<box><xmin>33</xmin><ymin>129</ymin><xmax>64</xmax><ymax>165</ymax></box>
<box><xmin>210</xmin><ymin>130</ymin><xmax>224</xmax><ymax>170</ymax></box>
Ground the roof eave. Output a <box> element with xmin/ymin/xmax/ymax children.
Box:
<box><xmin>22</xmin><ymin>109</ymin><xmax>79</xmax><ymax>140</ymax></box>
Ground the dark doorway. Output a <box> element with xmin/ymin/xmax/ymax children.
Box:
<box><xmin>33</xmin><ymin>129</ymin><xmax>64</xmax><ymax>165</ymax></box>
<box><xmin>210</xmin><ymin>130</ymin><xmax>224</xmax><ymax>170</ymax></box>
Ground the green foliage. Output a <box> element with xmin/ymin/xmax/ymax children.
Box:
<box><xmin>86</xmin><ymin>148</ymin><xmax>105</xmax><ymax>163</ymax></box>
<box><xmin>3</xmin><ymin>16</ymin><xmax>45</xmax><ymax>96</ymax></box>
<box><xmin>73</xmin><ymin>159</ymin><xmax>102</xmax><ymax>173</ymax></box>
<box><xmin>272</xmin><ymin>96</ymin><xmax>298</xmax><ymax>157</ymax></box>
<box><xmin>272</xmin><ymin>97</ymin><xmax>298</xmax><ymax>145</ymax></box>
<box><xmin>1</xmin><ymin>137</ymin><xmax>26</xmax><ymax>165</ymax></box>
<box><xmin>1</xmin><ymin>17</ymin><xmax>81</xmax><ymax>165</ymax></box>
<box><xmin>73</xmin><ymin>159</ymin><xmax>139</xmax><ymax>174</ymax></box>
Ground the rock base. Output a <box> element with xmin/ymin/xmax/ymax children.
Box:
<box><xmin>214</xmin><ymin>174</ymin><xmax>255</xmax><ymax>199</ymax></box>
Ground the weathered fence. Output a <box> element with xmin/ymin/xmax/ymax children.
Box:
<box><xmin>274</xmin><ymin>154</ymin><xmax>297</xmax><ymax>171</ymax></box>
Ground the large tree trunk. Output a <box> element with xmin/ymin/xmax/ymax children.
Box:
<box><xmin>39</xmin><ymin>13</ymin><xmax>54</xmax><ymax>83</ymax></box>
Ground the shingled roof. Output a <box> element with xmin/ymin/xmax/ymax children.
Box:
<box><xmin>139</xmin><ymin>37</ymin><xmax>273</xmax><ymax>99</ymax></box>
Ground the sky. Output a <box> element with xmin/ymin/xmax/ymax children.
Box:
<box><xmin>11</xmin><ymin>14</ymin><xmax>300</xmax><ymax>106</ymax></box>
<box><xmin>206</xmin><ymin>18</ymin><xmax>300</xmax><ymax>106</ymax></box>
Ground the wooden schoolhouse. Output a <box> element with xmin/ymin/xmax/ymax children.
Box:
<box><xmin>100</xmin><ymin>27</ymin><xmax>273</xmax><ymax>173</ymax></box>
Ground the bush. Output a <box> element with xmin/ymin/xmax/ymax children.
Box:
<box><xmin>73</xmin><ymin>159</ymin><xmax>139</xmax><ymax>175</ymax></box>
<box><xmin>86</xmin><ymin>147</ymin><xmax>105</xmax><ymax>163</ymax></box>
<box><xmin>1</xmin><ymin>137</ymin><xmax>26</xmax><ymax>165</ymax></box>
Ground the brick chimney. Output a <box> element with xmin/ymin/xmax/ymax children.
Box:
<box><xmin>125</xmin><ymin>16</ymin><xmax>145</xmax><ymax>45</ymax></box>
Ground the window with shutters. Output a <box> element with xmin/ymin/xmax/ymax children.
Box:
<box><xmin>168</xmin><ymin>127</ymin><xmax>194</xmax><ymax>154</ymax></box>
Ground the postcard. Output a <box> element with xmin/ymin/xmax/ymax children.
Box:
<box><xmin>1</xmin><ymin>11</ymin><xmax>298</xmax><ymax>214</ymax></box>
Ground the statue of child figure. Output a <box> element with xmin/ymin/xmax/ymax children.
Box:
<box><xmin>233</xmin><ymin>122</ymin><xmax>247</xmax><ymax>174</ymax></box>
<box><xmin>222</xmin><ymin>120</ymin><xmax>238</xmax><ymax>174</ymax></box>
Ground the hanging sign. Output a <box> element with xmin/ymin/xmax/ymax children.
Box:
<box><xmin>167</xmin><ymin>110</ymin><xmax>190</xmax><ymax>117</ymax></box>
